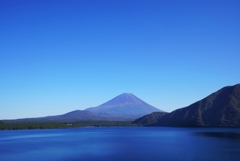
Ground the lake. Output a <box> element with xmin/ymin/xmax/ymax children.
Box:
<box><xmin>0</xmin><ymin>127</ymin><xmax>240</xmax><ymax>161</ymax></box>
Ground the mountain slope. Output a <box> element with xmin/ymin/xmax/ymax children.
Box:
<box><xmin>133</xmin><ymin>112</ymin><xmax>168</xmax><ymax>125</ymax></box>
<box><xmin>6</xmin><ymin>110</ymin><xmax>101</xmax><ymax>123</ymax></box>
<box><xmin>155</xmin><ymin>84</ymin><xmax>240</xmax><ymax>127</ymax></box>
<box><xmin>45</xmin><ymin>110</ymin><xmax>101</xmax><ymax>121</ymax></box>
<box><xmin>86</xmin><ymin>93</ymin><xmax>162</xmax><ymax>119</ymax></box>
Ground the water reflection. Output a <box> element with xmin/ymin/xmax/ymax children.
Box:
<box><xmin>195</xmin><ymin>132</ymin><xmax>240</xmax><ymax>140</ymax></box>
<box><xmin>1</xmin><ymin>127</ymin><xmax>240</xmax><ymax>161</ymax></box>
<box><xmin>0</xmin><ymin>134</ymin><xmax>63</xmax><ymax>140</ymax></box>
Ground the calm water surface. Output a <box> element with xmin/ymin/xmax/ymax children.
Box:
<box><xmin>0</xmin><ymin>127</ymin><xmax>240</xmax><ymax>161</ymax></box>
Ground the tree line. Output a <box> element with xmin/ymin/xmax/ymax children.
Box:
<box><xmin>0</xmin><ymin>120</ymin><xmax>135</xmax><ymax>130</ymax></box>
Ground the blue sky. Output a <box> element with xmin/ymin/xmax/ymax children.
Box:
<box><xmin>1</xmin><ymin>0</ymin><xmax>240</xmax><ymax>119</ymax></box>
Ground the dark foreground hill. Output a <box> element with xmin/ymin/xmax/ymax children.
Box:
<box><xmin>133</xmin><ymin>112</ymin><xmax>168</xmax><ymax>125</ymax></box>
<box><xmin>136</xmin><ymin>84</ymin><xmax>240</xmax><ymax>127</ymax></box>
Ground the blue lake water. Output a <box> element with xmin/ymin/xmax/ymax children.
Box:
<box><xmin>0</xmin><ymin>127</ymin><xmax>240</xmax><ymax>161</ymax></box>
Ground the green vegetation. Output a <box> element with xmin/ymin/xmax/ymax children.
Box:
<box><xmin>0</xmin><ymin>120</ymin><xmax>136</xmax><ymax>130</ymax></box>
<box><xmin>0</xmin><ymin>120</ymin><xmax>4</xmax><ymax>125</ymax></box>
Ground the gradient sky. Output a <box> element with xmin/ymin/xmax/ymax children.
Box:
<box><xmin>1</xmin><ymin>0</ymin><xmax>240</xmax><ymax>119</ymax></box>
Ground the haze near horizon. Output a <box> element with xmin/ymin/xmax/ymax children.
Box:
<box><xmin>1</xmin><ymin>0</ymin><xmax>240</xmax><ymax>119</ymax></box>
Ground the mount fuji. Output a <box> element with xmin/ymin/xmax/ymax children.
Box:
<box><xmin>85</xmin><ymin>93</ymin><xmax>162</xmax><ymax>119</ymax></box>
<box><xmin>7</xmin><ymin>93</ymin><xmax>162</xmax><ymax>122</ymax></box>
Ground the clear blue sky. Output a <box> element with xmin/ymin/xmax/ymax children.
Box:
<box><xmin>1</xmin><ymin>0</ymin><xmax>240</xmax><ymax>119</ymax></box>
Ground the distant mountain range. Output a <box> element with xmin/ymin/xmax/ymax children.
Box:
<box><xmin>134</xmin><ymin>84</ymin><xmax>240</xmax><ymax>127</ymax></box>
<box><xmin>4</xmin><ymin>84</ymin><xmax>240</xmax><ymax>127</ymax></box>
<box><xmin>7</xmin><ymin>93</ymin><xmax>162</xmax><ymax>122</ymax></box>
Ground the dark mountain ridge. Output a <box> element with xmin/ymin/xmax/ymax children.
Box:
<box><xmin>133</xmin><ymin>112</ymin><xmax>168</xmax><ymax>125</ymax></box>
<box><xmin>151</xmin><ymin>84</ymin><xmax>240</xmax><ymax>127</ymax></box>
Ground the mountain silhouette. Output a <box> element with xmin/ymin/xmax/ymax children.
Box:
<box><xmin>6</xmin><ymin>93</ymin><xmax>162</xmax><ymax>122</ymax></box>
<box><xmin>45</xmin><ymin>110</ymin><xmax>100</xmax><ymax>121</ymax></box>
<box><xmin>136</xmin><ymin>84</ymin><xmax>240</xmax><ymax>127</ymax></box>
<box><xmin>133</xmin><ymin>112</ymin><xmax>168</xmax><ymax>125</ymax></box>
<box><xmin>7</xmin><ymin>110</ymin><xmax>101</xmax><ymax>122</ymax></box>
<box><xmin>86</xmin><ymin>93</ymin><xmax>162</xmax><ymax>119</ymax></box>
